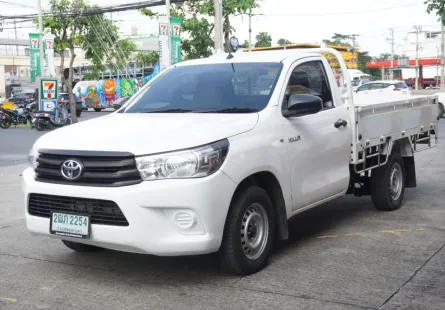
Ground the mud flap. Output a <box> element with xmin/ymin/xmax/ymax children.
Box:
<box><xmin>403</xmin><ymin>156</ymin><xmax>416</xmax><ymax>188</ymax></box>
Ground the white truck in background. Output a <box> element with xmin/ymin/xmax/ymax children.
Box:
<box><xmin>23</xmin><ymin>49</ymin><xmax>439</xmax><ymax>275</ymax></box>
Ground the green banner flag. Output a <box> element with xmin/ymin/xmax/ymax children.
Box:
<box><xmin>170</xmin><ymin>17</ymin><xmax>182</xmax><ymax>65</ymax></box>
<box><xmin>29</xmin><ymin>33</ymin><xmax>41</xmax><ymax>82</ymax></box>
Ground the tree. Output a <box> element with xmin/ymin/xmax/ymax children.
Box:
<box><xmin>141</xmin><ymin>0</ymin><xmax>259</xmax><ymax>58</ymax></box>
<box><xmin>40</xmin><ymin>0</ymin><xmax>135</xmax><ymax>123</ymax></box>
<box><xmin>277</xmin><ymin>38</ymin><xmax>292</xmax><ymax>46</ymax></box>
<box><xmin>140</xmin><ymin>6</ymin><xmax>214</xmax><ymax>60</ymax></box>
<box><xmin>135</xmin><ymin>51</ymin><xmax>160</xmax><ymax>67</ymax></box>
<box><xmin>239</xmin><ymin>40</ymin><xmax>250</xmax><ymax>48</ymax></box>
<box><xmin>39</xmin><ymin>0</ymin><xmax>88</xmax><ymax>123</ymax></box>
<box><xmin>322</xmin><ymin>33</ymin><xmax>352</xmax><ymax>47</ymax></box>
<box><xmin>376</xmin><ymin>53</ymin><xmax>400</xmax><ymax>60</ymax></box>
<box><xmin>254</xmin><ymin>32</ymin><xmax>272</xmax><ymax>48</ymax></box>
<box><xmin>426</xmin><ymin>0</ymin><xmax>445</xmax><ymax>23</ymax></box>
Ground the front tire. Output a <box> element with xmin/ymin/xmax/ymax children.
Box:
<box><xmin>94</xmin><ymin>108</ymin><xmax>102</xmax><ymax>112</ymax></box>
<box><xmin>218</xmin><ymin>186</ymin><xmax>276</xmax><ymax>275</ymax></box>
<box><xmin>62</xmin><ymin>240</ymin><xmax>104</xmax><ymax>252</ymax></box>
<box><xmin>370</xmin><ymin>153</ymin><xmax>406</xmax><ymax>211</ymax></box>
<box><xmin>76</xmin><ymin>110</ymin><xmax>82</xmax><ymax>117</ymax></box>
<box><xmin>0</xmin><ymin>120</ymin><xmax>11</xmax><ymax>129</ymax></box>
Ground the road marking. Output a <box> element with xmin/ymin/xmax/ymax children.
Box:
<box><xmin>1</xmin><ymin>298</ymin><xmax>17</xmax><ymax>303</ymax></box>
<box><xmin>317</xmin><ymin>228</ymin><xmax>425</xmax><ymax>239</ymax></box>
<box><xmin>317</xmin><ymin>235</ymin><xmax>338</xmax><ymax>239</ymax></box>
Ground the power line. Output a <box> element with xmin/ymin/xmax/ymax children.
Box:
<box><xmin>256</xmin><ymin>2</ymin><xmax>424</xmax><ymax>17</ymax></box>
<box><xmin>0</xmin><ymin>0</ymin><xmax>36</xmax><ymax>9</ymax></box>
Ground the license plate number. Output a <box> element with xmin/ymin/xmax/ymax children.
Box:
<box><xmin>50</xmin><ymin>212</ymin><xmax>90</xmax><ymax>239</ymax></box>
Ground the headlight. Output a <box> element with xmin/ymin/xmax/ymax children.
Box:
<box><xmin>28</xmin><ymin>144</ymin><xmax>39</xmax><ymax>170</ymax></box>
<box><xmin>136</xmin><ymin>139</ymin><xmax>229</xmax><ymax>181</ymax></box>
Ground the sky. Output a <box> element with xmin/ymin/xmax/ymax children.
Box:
<box><xmin>0</xmin><ymin>0</ymin><xmax>441</xmax><ymax>57</ymax></box>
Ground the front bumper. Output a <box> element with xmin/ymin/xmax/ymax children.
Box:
<box><xmin>22</xmin><ymin>168</ymin><xmax>237</xmax><ymax>256</ymax></box>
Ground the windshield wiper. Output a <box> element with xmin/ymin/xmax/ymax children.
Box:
<box><xmin>140</xmin><ymin>108</ymin><xmax>195</xmax><ymax>113</ymax></box>
<box><xmin>200</xmin><ymin>107</ymin><xmax>259</xmax><ymax>113</ymax></box>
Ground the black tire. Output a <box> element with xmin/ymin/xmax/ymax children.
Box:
<box><xmin>94</xmin><ymin>108</ymin><xmax>102</xmax><ymax>112</ymax></box>
<box><xmin>0</xmin><ymin>120</ymin><xmax>11</xmax><ymax>129</ymax></box>
<box><xmin>76</xmin><ymin>110</ymin><xmax>82</xmax><ymax>117</ymax></box>
<box><xmin>218</xmin><ymin>186</ymin><xmax>276</xmax><ymax>275</ymax></box>
<box><xmin>35</xmin><ymin>121</ymin><xmax>45</xmax><ymax>131</ymax></box>
<box><xmin>438</xmin><ymin>102</ymin><xmax>444</xmax><ymax>119</ymax></box>
<box><xmin>370</xmin><ymin>152</ymin><xmax>406</xmax><ymax>211</ymax></box>
<box><xmin>62</xmin><ymin>240</ymin><xmax>104</xmax><ymax>252</ymax></box>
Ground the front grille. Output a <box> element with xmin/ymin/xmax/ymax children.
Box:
<box><xmin>35</xmin><ymin>149</ymin><xmax>142</xmax><ymax>187</ymax></box>
<box><xmin>28</xmin><ymin>194</ymin><xmax>129</xmax><ymax>226</ymax></box>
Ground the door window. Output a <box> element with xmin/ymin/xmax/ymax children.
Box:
<box><xmin>368</xmin><ymin>83</ymin><xmax>384</xmax><ymax>90</ymax></box>
<box><xmin>284</xmin><ymin>61</ymin><xmax>334</xmax><ymax>109</ymax></box>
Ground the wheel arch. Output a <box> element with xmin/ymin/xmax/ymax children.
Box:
<box><xmin>230</xmin><ymin>171</ymin><xmax>288</xmax><ymax>240</ymax></box>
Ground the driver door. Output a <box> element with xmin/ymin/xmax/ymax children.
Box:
<box><xmin>280</xmin><ymin>58</ymin><xmax>352</xmax><ymax>210</ymax></box>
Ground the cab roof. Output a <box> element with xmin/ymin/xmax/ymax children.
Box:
<box><xmin>176</xmin><ymin>50</ymin><xmax>322</xmax><ymax>67</ymax></box>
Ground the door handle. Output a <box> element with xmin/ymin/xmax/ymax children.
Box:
<box><xmin>334</xmin><ymin>119</ymin><xmax>348</xmax><ymax>128</ymax></box>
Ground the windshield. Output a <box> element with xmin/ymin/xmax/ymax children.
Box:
<box><xmin>125</xmin><ymin>62</ymin><xmax>283</xmax><ymax>113</ymax></box>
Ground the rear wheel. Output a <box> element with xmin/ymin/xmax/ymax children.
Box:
<box><xmin>35</xmin><ymin>121</ymin><xmax>44</xmax><ymax>131</ymax></box>
<box><xmin>218</xmin><ymin>186</ymin><xmax>276</xmax><ymax>275</ymax></box>
<box><xmin>438</xmin><ymin>102</ymin><xmax>444</xmax><ymax>119</ymax></box>
<box><xmin>76</xmin><ymin>110</ymin><xmax>82</xmax><ymax>117</ymax></box>
<box><xmin>370</xmin><ymin>153</ymin><xmax>406</xmax><ymax>211</ymax></box>
<box><xmin>62</xmin><ymin>240</ymin><xmax>104</xmax><ymax>252</ymax></box>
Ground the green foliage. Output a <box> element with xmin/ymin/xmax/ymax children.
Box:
<box><xmin>239</xmin><ymin>40</ymin><xmax>250</xmax><ymax>48</ymax></box>
<box><xmin>323</xmin><ymin>33</ymin><xmax>352</xmax><ymax>47</ymax></box>
<box><xmin>425</xmin><ymin>0</ymin><xmax>445</xmax><ymax>23</ymax></box>
<box><xmin>140</xmin><ymin>0</ymin><xmax>259</xmax><ymax>58</ymax></box>
<box><xmin>277</xmin><ymin>38</ymin><xmax>292</xmax><ymax>46</ymax></box>
<box><xmin>135</xmin><ymin>51</ymin><xmax>160</xmax><ymax>66</ymax></box>
<box><xmin>254</xmin><ymin>32</ymin><xmax>272</xmax><ymax>48</ymax></box>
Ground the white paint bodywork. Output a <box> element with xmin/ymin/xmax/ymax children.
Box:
<box><xmin>23</xmin><ymin>49</ymin><xmax>439</xmax><ymax>256</ymax></box>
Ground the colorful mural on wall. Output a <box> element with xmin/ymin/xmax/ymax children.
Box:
<box><xmin>73</xmin><ymin>62</ymin><xmax>160</xmax><ymax>108</ymax></box>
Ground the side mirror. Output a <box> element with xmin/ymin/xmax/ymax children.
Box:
<box><xmin>283</xmin><ymin>94</ymin><xmax>323</xmax><ymax>117</ymax></box>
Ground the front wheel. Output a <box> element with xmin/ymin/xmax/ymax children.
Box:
<box><xmin>94</xmin><ymin>108</ymin><xmax>102</xmax><ymax>112</ymax></box>
<box><xmin>76</xmin><ymin>110</ymin><xmax>82</xmax><ymax>117</ymax></box>
<box><xmin>62</xmin><ymin>240</ymin><xmax>104</xmax><ymax>252</ymax></box>
<box><xmin>218</xmin><ymin>186</ymin><xmax>276</xmax><ymax>275</ymax></box>
<box><xmin>370</xmin><ymin>153</ymin><xmax>406</xmax><ymax>211</ymax></box>
<box><xmin>0</xmin><ymin>120</ymin><xmax>11</xmax><ymax>129</ymax></box>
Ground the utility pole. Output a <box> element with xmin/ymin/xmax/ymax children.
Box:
<box><xmin>349</xmin><ymin>34</ymin><xmax>359</xmax><ymax>69</ymax></box>
<box><xmin>388</xmin><ymin>28</ymin><xmax>395</xmax><ymax>80</ymax></box>
<box><xmin>441</xmin><ymin>22</ymin><xmax>445</xmax><ymax>89</ymax></box>
<box><xmin>13</xmin><ymin>17</ymin><xmax>18</xmax><ymax>55</ymax></box>
<box><xmin>413</xmin><ymin>25</ymin><xmax>422</xmax><ymax>90</ymax></box>
<box><xmin>38</xmin><ymin>0</ymin><xmax>44</xmax><ymax>78</ymax></box>
<box><xmin>248</xmin><ymin>9</ymin><xmax>252</xmax><ymax>51</ymax></box>
<box><xmin>213</xmin><ymin>0</ymin><xmax>223</xmax><ymax>53</ymax></box>
<box><xmin>166</xmin><ymin>0</ymin><xmax>171</xmax><ymax>65</ymax></box>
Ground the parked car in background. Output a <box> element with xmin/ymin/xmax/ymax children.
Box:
<box><xmin>355</xmin><ymin>80</ymin><xmax>410</xmax><ymax>95</ymax></box>
<box><xmin>351</xmin><ymin>78</ymin><xmax>371</xmax><ymax>91</ymax></box>
<box><xmin>58</xmin><ymin>93</ymin><xmax>82</xmax><ymax>117</ymax></box>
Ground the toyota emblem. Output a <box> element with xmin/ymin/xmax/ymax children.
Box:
<box><xmin>60</xmin><ymin>159</ymin><xmax>83</xmax><ymax>181</ymax></box>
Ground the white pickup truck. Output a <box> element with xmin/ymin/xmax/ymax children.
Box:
<box><xmin>23</xmin><ymin>49</ymin><xmax>439</xmax><ymax>275</ymax></box>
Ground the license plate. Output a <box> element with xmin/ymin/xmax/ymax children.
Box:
<box><xmin>50</xmin><ymin>212</ymin><xmax>90</xmax><ymax>239</ymax></box>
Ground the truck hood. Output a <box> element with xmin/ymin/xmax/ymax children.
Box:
<box><xmin>35</xmin><ymin>113</ymin><xmax>259</xmax><ymax>155</ymax></box>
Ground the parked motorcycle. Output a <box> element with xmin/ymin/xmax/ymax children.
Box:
<box><xmin>0</xmin><ymin>107</ymin><xmax>32</xmax><ymax>129</ymax></box>
<box><xmin>32</xmin><ymin>105</ymin><xmax>72</xmax><ymax>131</ymax></box>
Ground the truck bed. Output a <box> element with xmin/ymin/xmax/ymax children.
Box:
<box><xmin>351</xmin><ymin>94</ymin><xmax>439</xmax><ymax>167</ymax></box>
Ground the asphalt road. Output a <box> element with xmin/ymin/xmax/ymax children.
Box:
<box><xmin>0</xmin><ymin>111</ymin><xmax>111</xmax><ymax>167</ymax></box>
<box><xmin>0</xmin><ymin>118</ymin><xmax>444</xmax><ymax>309</ymax></box>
